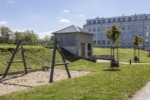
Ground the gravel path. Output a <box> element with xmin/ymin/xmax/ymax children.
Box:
<box><xmin>0</xmin><ymin>69</ymin><xmax>90</xmax><ymax>96</ymax></box>
<box><xmin>130</xmin><ymin>82</ymin><xmax>150</xmax><ymax>100</ymax></box>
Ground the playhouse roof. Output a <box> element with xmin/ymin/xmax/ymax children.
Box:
<box><xmin>52</xmin><ymin>25</ymin><xmax>93</xmax><ymax>34</ymax></box>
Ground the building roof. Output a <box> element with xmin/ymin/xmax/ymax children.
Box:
<box><xmin>52</xmin><ymin>25</ymin><xmax>93</xmax><ymax>34</ymax></box>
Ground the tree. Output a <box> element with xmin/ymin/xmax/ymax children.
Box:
<box><xmin>105</xmin><ymin>24</ymin><xmax>122</xmax><ymax>68</ymax></box>
<box><xmin>50</xmin><ymin>35</ymin><xmax>54</xmax><ymax>41</ymax></box>
<box><xmin>0</xmin><ymin>26</ymin><xmax>14</xmax><ymax>43</ymax></box>
<box><xmin>14</xmin><ymin>31</ymin><xmax>24</xmax><ymax>43</ymax></box>
<box><xmin>22</xmin><ymin>30</ymin><xmax>39</xmax><ymax>42</ymax></box>
<box><xmin>105</xmin><ymin>24</ymin><xmax>122</xmax><ymax>45</ymax></box>
<box><xmin>132</xmin><ymin>35</ymin><xmax>143</xmax><ymax>46</ymax></box>
<box><xmin>132</xmin><ymin>35</ymin><xmax>143</xmax><ymax>62</ymax></box>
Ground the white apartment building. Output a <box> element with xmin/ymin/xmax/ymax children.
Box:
<box><xmin>83</xmin><ymin>14</ymin><xmax>150</xmax><ymax>50</ymax></box>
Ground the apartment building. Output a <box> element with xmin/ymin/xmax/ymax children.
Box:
<box><xmin>83</xmin><ymin>14</ymin><xmax>150</xmax><ymax>50</ymax></box>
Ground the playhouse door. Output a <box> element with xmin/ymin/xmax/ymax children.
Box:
<box><xmin>87</xmin><ymin>43</ymin><xmax>91</xmax><ymax>56</ymax></box>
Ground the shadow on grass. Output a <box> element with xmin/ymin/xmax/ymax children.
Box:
<box><xmin>103</xmin><ymin>68</ymin><xmax>121</xmax><ymax>71</ymax></box>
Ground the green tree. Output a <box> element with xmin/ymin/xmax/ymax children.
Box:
<box><xmin>50</xmin><ymin>35</ymin><xmax>54</xmax><ymax>41</ymax></box>
<box><xmin>14</xmin><ymin>31</ymin><xmax>24</xmax><ymax>43</ymax></box>
<box><xmin>132</xmin><ymin>35</ymin><xmax>143</xmax><ymax>46</ymax></box>
<box><xmin>105</xmin><ymin>24</ymin><xmax>122</xmax><ymax>45</ymax></box>
<box><xmin>0</xmin><ymin>26</ymin><xmax>14</xmax><ymax>43</ymax></box>
<box><xmin>22</xmin><ymin>30</ymin><xmax>39</xmax><ymax>42</ymax></box>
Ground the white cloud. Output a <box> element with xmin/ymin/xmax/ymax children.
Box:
<box><xmin>60</xmin><ymin>19</ymin><xmax>70</xmax><ymax>23</ymax></box>
<box><xmin>6</xmin><ymin>0</ymin><xmax>14</xmax><ymax>3</ymax></box>
<box><xmin>77</xmin><ymin>14</ymin><xmax>85</xmax><ymax>18</ymax></box>
<box><xmin>62</xmin><ymin>10</ymin><xmax>69</xmax><ymax>13</ymax></box>
<box><xmin>0</xmin><ymin>21</ymin><xmax>8</xmax><ymax>25</ymax></box>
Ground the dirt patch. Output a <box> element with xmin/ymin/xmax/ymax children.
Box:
<box><xmin>0</xmin><ymin>69</ymin><xmax>90</xmax><ymax>96</ymax></box>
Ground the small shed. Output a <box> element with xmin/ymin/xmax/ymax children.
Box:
<box><xmin>52</xmin><ymin>25</ymin><xmax>93</xmax><ymax>57</ymax></box>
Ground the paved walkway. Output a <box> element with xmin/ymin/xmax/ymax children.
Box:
<box><xmin>130</xmin><ymin>82</ymin><xmax>150</xmax><ymax>100</ymax></box>
<box><xmin>97</xmin><ymin>59</ymin><xmax>150</xmax><ymax>65</ymax></box>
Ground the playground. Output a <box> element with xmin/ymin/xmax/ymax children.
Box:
<box><xmin>0</xmin><ymin>40</ymin><xmax>150</xmax><ymax>99</ymax></box>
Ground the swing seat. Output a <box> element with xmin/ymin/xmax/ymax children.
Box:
<box><xmin>42</xmin><ymin>66</ymin><xmax>50</xmax><ymax>71</ymax></box>
<box><xmin>110</xmin><ymin>59</ymin><xmax>119</xmax><ymax>68</ymax></box>
<box><xmin>134</xmin><ymin>56</ymin><xmax>139</xmax><ymax>61</ymax></box>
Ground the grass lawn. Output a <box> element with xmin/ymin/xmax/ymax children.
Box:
<box><xmin>0</xmin><ymin>47</ymin><xmax>150</xmax><ymax>100</ymax></box>
<box><xmin>93</xmin><ymin>47</ymin><xmax>150</xmax><ymax>63</ymax></box>
<box><xmin>0</xmin><ymin>59</ymin><xmax>150</xmax><ymax>100</ymax></box>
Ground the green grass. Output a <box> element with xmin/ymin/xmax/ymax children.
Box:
<box><xmin>0</xmin><ymin>45</ymin><xmax>62</xmax><ymax>74</ymax></box>
<box><xmin>0</xmin><ymin>60</ymin><xmax>150</xmax><ymax>100</ymax></box>
<box><xmin>0</xmin><ymin>46</ymin><xmax>150</xmax><ymax>100</ymax></box>
<box><xmin>93</xmin><ymin>47</ymin><xmax>150</xmax><ymax>63</ymax></box>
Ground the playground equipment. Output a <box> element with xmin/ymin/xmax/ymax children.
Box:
<box><xmin>110</xmin><ymin>46</ymin><xmax>119</xmax><ymax>68</ymax></box>
<box><xmin>0</xmin><ymin>38</ymin><xmax>71</xmax><ymax>83</ymax></box>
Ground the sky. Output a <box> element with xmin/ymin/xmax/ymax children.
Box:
<box><xmin>0</xmin><ymin>0</ymin><xmax>150</xmax><ymax>38</ymax></box>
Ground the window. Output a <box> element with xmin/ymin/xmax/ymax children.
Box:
<box><xmin>102</xmin><ymin>40</ymin><xmax>105</xmax><ymax>44</ymax></box>
<box><xmin>98</xmin><ymin>27</ymin><xmax>100</xmax><ymax>31</ymax></box>
<box><xmin>93</xmin><ymin>28</ymin><xmax>96</xmax><ymax>32</ymax></box>
<box><xmin>102</xmin><ymin>20</ymin><xmax>105</xmax><ymax>23</ymax></box>
<box><xmin>133</xmin><ymin>25</ymin><xmax>137</xmax><ymax>29</ymax></box>
<box><xmin>102</xmin><ymin>34</ymin><xmax>106</xmax><ymax>38</ymax></box>
<box><xmin>128</xmin><ymin>32</ymin><xmax>131</xmax><ymax>37</ymax></box>
<box><xmin>134</xmin><ymin>16</ymin><xmax>138</xmax><ymax>21</ymax></box>
<box><xmin>128</xmin><ymin>40</ymin><xmax>131</xmax><ymax>44</ymax></box>
<box><xmin>145</xmin><ymin>25</ymin><xmax>148</xmax><ymax>29</ymax></box>
<box><xmin>139</xmin><ymin>16</ymin><xmax>143</xmax><ymax>20</ymax></box>
<box><xmin>88</xmin><ymin>21</ymin><xmax>91</xmax><ymax>25</ymax></box>
<box><xmin>108</xmin><ymin>19</ymin><xmax>111</xmax><ymax>23</ymax></box>
<box><xmin>113</xmin><ymin>19</ymin><xmax>116</xmax><ymax>23</ymax></box>
<box><xmin>139</xmin><ymin>25</ymin><xmax>143</xmax><ymax>29</ymax></box>
<box><xmin>128</xmin><ymin>17</ymin><xmax>132</xmax><ymax>21</ymax></box>
<box><xmin>107</xmin><ymin>40</ymin><xmax>110</xmax><ymax>44</ymax></box>
<box><xmin>98</xmin><ymin>20</ymin><xmax>101</xmax><ymax>24</ymax></box>
<box><xmin>139</xmin><ymin>32</ymin><xmax>142</xmax><ymax>36</ymax></box>
<box><xmin>93</xmin><ymin>34</ymin><xmax>96</xmax><ymax>39</ymax></box>
<box><xmin>122</xmin><ymin>32</ymin><xmax>126</xmax><ymax>37</ymax></box>
<box><xmin>145</xmin><ymin>39</ymin><xmax>149</xmax><ymax>44</ymax></box>
<box><xmin>133</xmin><ymin>32</ymin><xmax>136</xmax><ymax>36</ymax></box>
<box><xmin>98</xmin><ymin>34</ymin><xmax>101</xmax><ymax>38</ymax></box>
<box><xmin>122</xmin><ymin>25</ymin><xmax>126</xmax><ymax>30</ymax></box>
<box><xmin>145</xmin><ymin>16</ymin><xmax>148</xmax><ymax>20</ymax></box>
<box><xmin>145</xmin><ymin>32</ymin><xmax>149</xmax><ymax>36</ymax></box>
<box><xmin>93</xmin><ymin>20</ymin><xmax>96</xmax><ymax>24</ymax></box>
<box><xmin>93</xmin><ymin>40</ymin><xmax>96</xmax><ymax>44</ymax></box>
<box><xmin>122</xmin><ymin>18</ymin><xmax>126</xmax><ymax>22</ymax></box>
<box><xmin>118</xmin><ymin>18</ymin><xmax>121</xmax><ymax>22</ymax></box>
<box><xmin>98</xmin><ymin>40</ymin><xmax>101</xmax><ymax>44</ymax></box>
<box><xmin>118</xmin><ymin>26</ymin><xmax>121</xmax><ymax>29</ymax></box>
<box><xmin>122</xmin><ymin>40</ymin><xmax>126</xmax><ymax>44</ymax></box>
<box><xmin>128</xmin><ymin>25</ymin><xmax>131</xmax><ymax>30</ymax></box>
<box><xmin>107</xmin><ymin>26</ymin><xmax>110</xmax><ymax>29</ymax></box>
<box><xmin>89</xmin><ymin>28</ymin><xmax>91</xmax><ymax>32</ymax></box>
<box><xmin>102</xmin><ymin>27</ymin><xmax>105</xmax><ymax>31</ymax></box>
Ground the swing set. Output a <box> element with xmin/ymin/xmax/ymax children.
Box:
<box><xmin>0</xmin><ymin>38</ymin><xmax>71</xmax><ymax>83</ymax></box>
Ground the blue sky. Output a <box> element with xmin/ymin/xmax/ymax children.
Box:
<box><xmin>0</xmin><ymin>0</ymin><xmax>150</xmax><ymax>38</ymax></box>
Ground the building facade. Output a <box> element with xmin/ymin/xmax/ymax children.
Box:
<box><xmin>83</xmin><ymin>14</ymin><xmax>150</xmax><ymax>50</ymax></box>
